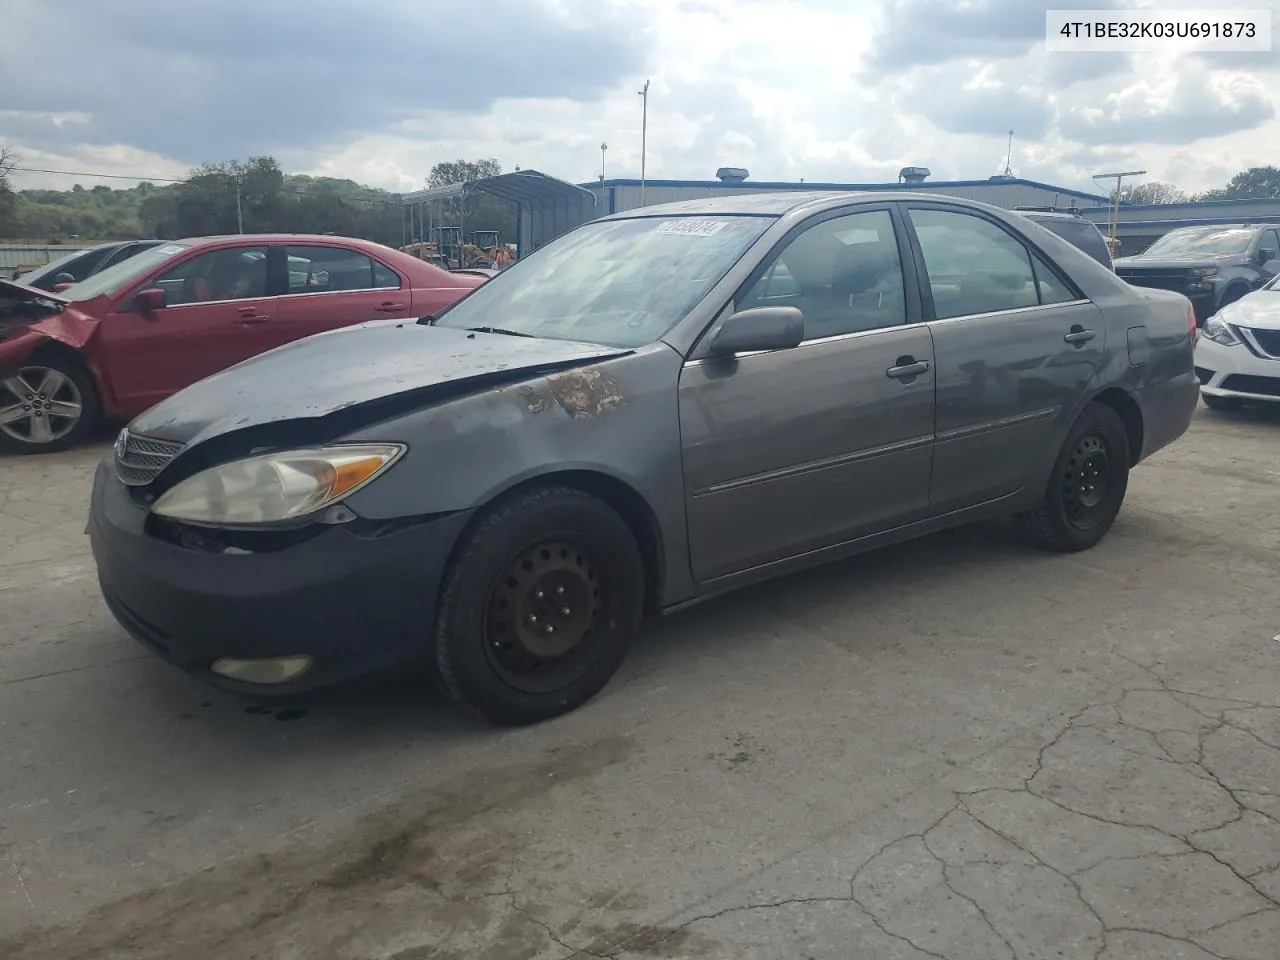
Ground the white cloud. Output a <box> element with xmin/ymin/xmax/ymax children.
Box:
<box><xmin>2</xmin><ymin>0</ymin><xmax>1277</xmax><ymax>198</ymax></box>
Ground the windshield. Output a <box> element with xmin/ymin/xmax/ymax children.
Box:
<box><xmin>1142</xmin><ymin>228</ymin><xmax>1254</xmax><ymax>257</ymax></box>
<box><xmin>432</xmin><ymin>215</ymin><xmax>774</xmax><ymax>347</ymax></box>
<box><xmin>62</xmin><ymin>242</ymin><xmax>190</xmax><ymax>301</ymax></box>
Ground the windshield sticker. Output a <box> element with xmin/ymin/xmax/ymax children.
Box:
<box><xmin>652</xmin><ymin>219</ymin><xmax>729</xmax><ymax>238</ymax></box>
<box><xmin>156</xmin><ymin>244</ymin><xmax>185</xmax><ymax>256</ymax></box>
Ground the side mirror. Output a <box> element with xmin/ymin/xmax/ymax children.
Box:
<box><xmin>55</xmin><ymin>272</ymin><xmax>76</xmax><ymax>285</ymax></box>
<box><xmin>708</xmin><ymin>306</ymin><xmax>804</xmax><ymax>356</ymax></box>
<box><xmin>134</xmin><ymin>288</ymin><xmax>167</xmax><ymax>313</ymax></box>
<box><xmin>1258</xmin><ymin>248</ymin><xmax>1277</xmax><ymax>266</ymax></box>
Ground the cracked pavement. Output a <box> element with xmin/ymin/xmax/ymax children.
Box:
<box><xmin>1</xmin><ymin>406</ymin><xmax>1279</xmax><ymax>959</ymax></box>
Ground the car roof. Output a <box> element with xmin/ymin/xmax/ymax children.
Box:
<box><xmin>1021</xmin><ymin>211</ymin><xmax>1087</xmax><ymax>221</ymax></box>
<box><xmin>172</xmin><ymin>233</ymin><xmax>394</xmax><ymax>247</ymax></box>
<box><xmin>596</xmin><ymin>190</ymin><xmax>1013</xmax><ymax>221</ymax></box>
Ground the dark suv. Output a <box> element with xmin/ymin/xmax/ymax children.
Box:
<box><xmin>1114</xmin><ymin>224</ymin><xmax>1280</xmax><ymax>324</ymax></box>
<box><xmin>16</xmin><ymin>240</ymin><xmax>164</xmax><ymax>292</ymax></box>
<box><xmin>1014</xmin><ymin>209</ymin><xmax>1113</xmax><ymax>269</ymax></box>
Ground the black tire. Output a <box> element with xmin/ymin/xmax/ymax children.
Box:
<box><xmin>1202</xmin><ymin>394</ymin><xmax>1242</xmax><ymax>412</ymax></box>
<box><xmin>1016</xmin><ymin>402</ymin><xmax>1131</xmax><ymax>553</ymax></box>
<box><xmin>434</xmin><ymin>485</ymin><xmax>645</xmax><ymax>726</ymax></box>
<box><xmin>0</xmin><ymin>354</ymin><xmax>101</xmax><ymax>454</ymax></box>
<box><xmin>1217</xmin><ymin>286</ymin><xmax>1248</xmax><ymax>310</ymax></box>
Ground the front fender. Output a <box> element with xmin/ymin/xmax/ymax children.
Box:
<box><xmin>340</xmin><ymin>345</ymin><xmax>697</xmax><ymax>605</ymax></box>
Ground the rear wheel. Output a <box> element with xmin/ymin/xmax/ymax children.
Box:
<box><xmin>434</xmin><ymin>485</ymin><xmax>645</xmax><ymax>725</ymax></box>
<box><xmin>1017</xmin><ymin>402</ymin><xmax>1131</xmax><ymax>553</ymax></box>
<box><xmin>0</xmin><ymin>357</ymin><xmax>100</xmax><ymax>453</ymax></box>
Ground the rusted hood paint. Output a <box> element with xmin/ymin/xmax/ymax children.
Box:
<box><xmin>127</xmin><ymin>320</ymin><xmax>632</xmax><ymax>447</ymax></box>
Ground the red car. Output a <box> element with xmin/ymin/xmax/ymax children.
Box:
<box><xmin>0</xmin><ymin>234</ymin><xmax>483</xmax><ymax>452</ymax></box>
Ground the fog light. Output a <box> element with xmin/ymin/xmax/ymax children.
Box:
<box><xmin>210</xmin><ymin>656</ymin><xmax>313</xmax><ymax>684</ymax></box>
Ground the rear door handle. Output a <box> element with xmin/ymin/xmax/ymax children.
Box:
<box><xmin>1064</xmin><ymin>327</ymin><xmax>1096</xmax><ymax>345</ymax></box>
<box><xmin>374</xmin><ymin>301</ymin><xmax>407</xmax><ymax>313</ymax></box>
<box><xmin>886</xmin><ymin>359</ymin><xmax>931</xmax><ymax>380</ymax></box>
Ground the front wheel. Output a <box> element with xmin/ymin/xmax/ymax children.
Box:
<box><xmin>434</xmin><ymin>485</ymin><xmax>645</xmax><ymax>725</ymax></box>
<box><xmin>1016</xmin><ymin>402</ymin><xmax>1131</xmax><ymax>553</ymax></box>
<box><xmin>0</xmin><ymin>357</ymin><xmax>100</xmax><ymax>453</ymax></box>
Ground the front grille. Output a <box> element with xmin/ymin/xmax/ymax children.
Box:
<box><xmin>1220</xmin><ymin>374</ymin><xmax>1280</xmax><ymax>397</ymax></box>
<box><xmin>1194</xmin><ymin>366</ymin><xmax>1215</xmax><ymax>385</ymax></box>
<box><xmin>114</xmin><ymin>429</ymin><xmax>185</xmax><ymax>487</ymax></box>
<box><xmin>1242</xmin><ymin>327</ymin><xmax>1280</xmax><ymax>360</ymax></box>
<box><xmin>1116</xmin><ymin>270</ymin><xmax>1194</xmax><ymax>294</ymax></box>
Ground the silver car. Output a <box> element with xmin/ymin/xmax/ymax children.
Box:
<box><xmin>89</xmin><ymin>192</ymin><xmax>1201</xmax><ymax>724</ymax></box>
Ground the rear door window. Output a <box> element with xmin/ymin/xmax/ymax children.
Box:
<box><xmin>1032</xmin><ymin>218</ymin><xmax>1110</xmax><ymax>266</ymax></box>
<box><xmin>284</xmin><ymin>246</ymin><xmax>400</xmax><ymax>294</ymax></box>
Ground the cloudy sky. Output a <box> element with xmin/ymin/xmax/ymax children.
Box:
<box><xmin>1</xmin><ymin>0</ymin><xmax>1276</xmax><ymax>197</ymax></box>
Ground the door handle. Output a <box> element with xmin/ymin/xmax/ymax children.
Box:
<box><xmin>886</xmin><ymin>359</ymin><xmax>931</xmax><ymax>380</ymax></box>
<box><xmin>1064</xmin><ymin>326</ymin><xmax>1096</xmax><ymax>345</ymax></box>
<box><xmin>374</xmin><ymin>302</ymin><xmax>406</xmax><ymax>313</ymax></box>
<box><xmin>236</xmin><ymin>305</ymin><xmax>270</xmax><ymax>325</ymax></box>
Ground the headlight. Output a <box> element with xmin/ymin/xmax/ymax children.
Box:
<box><xmin>151</xmin><ymin>443</ymin><xmax>405</xmax><ymax>526</ymax></box>
<box><xmin>1190</xmin><ymin>266</ymin><xmax>1219</xmax><ymax>278</ymax></box>
<box><xmin>1202</xmin><ymin>315</ymin><xmax>1240</xmax><ymax>347</ymax></box>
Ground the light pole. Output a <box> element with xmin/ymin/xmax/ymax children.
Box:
<box><xmin>638</xmin><ymin>79</ymin><xmax>650</xmax><ymax>206</ymax></box>
<box><xmin>1092</xmin><ymin>169</ymin><xmax>1146</xmax><ymax>251</ymax></box>
<box><xmin>600</xmin><ymin>141</ymin><xmax>608</xmax><ymax>184</ymax></box>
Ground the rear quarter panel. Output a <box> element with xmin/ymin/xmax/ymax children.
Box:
<box><xmin>339</xmin><ymin>344</ymin><xmax>697</xmax><ymax>605</ymax></box>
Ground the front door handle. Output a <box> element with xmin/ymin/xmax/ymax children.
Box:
<box><xmin>1064</xmin><ymin>326</ymin><xmax>1096</xmax><ymax>345</ymax></box>
<box><xmin>886</xmin><ymin>358</ymin><xmax>931</xmax><ymax>380</ymax></box>
<box><xmin>374</xmin><ymin>301</ymin><xmax>407</xmax><ymax>313</ymax></box>
<box><xmin>236</xmin><ymin>305</ymin><xmax>270</xmax><ymax>325</ymax></box>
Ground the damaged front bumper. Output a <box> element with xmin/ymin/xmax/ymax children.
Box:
<box><xmin>88</xmin><ymin>460</ymin><xmax>473</xmax><ymax>697</ymax></box>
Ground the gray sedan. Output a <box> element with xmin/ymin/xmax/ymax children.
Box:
<box><xmin>88</xmin><ymin>192</ymin><xmax>1201</xmax><ymax>724</ymax></box>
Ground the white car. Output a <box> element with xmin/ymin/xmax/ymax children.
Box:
<box><xmin>1194</xmin><ymin>273</ymin><xmax>1280</xmax><ymax>409</ymax></box>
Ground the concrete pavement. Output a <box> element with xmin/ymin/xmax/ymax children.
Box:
<box><xmin>0</xmin><ymin>407</ymin><xmax>1277</xmax><ymax>959</ymax></box>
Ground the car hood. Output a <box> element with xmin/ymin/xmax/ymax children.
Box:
<box><xmin>1114</xmin><ymin>255</ymin><xmax>1234</xmax><ymax>270</ymax></box>
<box><xmin>128</xmin><ymin>318</ymin><xmax>632</xmax><ymax>446</ymax></box>
<box><xmin>0</xmin><ymin>277</ymin><xmax>71</xmax><ymax>304</ymax></box>
<box><xmin>1217</xmin><ymin>290</ymin><xmax>1280</xmax><ymax>331</ymax></box>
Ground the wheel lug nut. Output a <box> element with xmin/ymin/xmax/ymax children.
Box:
<box><xmin>536</xmin><ymin>590</ymin><xmax>544</xmax><ymax>600</ymax></box>
<box><xmin>528</xmin><ymin>614</ymin><xmax>538</xmax><ymax>624</ymax></box>
<box><xmin>561</xmin><ymin>607</ymin><xmax>571</xmax><ymax>616</ymax></box>
<box><xmin>556</xmin><ymin>585</ymin><xmax>565</xmax><ymax>595</ymax></box>
<box><xmin>545</xmin><ymin>625</ymin><xmax>554</xmax><ymax>634</ymax></box>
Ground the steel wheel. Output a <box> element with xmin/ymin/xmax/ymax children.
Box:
<box><xmin>483</xmin><ymin>540</ymin><xmax>602</xmax><ymax>694</ymax></box>
<box><xmin>1061</xmin><ymin>434</ymin><xmax>1110</xmax><ymax>530</ymax></box>
<box><xmin>0</xmin><ymin>365</ymin><xmax>85</xmax><ymax>445</ymax></box>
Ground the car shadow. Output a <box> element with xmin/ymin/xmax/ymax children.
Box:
<box><xmin>107</xmin><ymin>521</ymin><xmax>1041</xmax><ymax>761</ymax></box>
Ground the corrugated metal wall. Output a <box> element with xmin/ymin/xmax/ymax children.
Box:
<box><xmin>0</xmin><ymin>244</ymin><xmax>92</xmax><ymax>271</ymax></box>
<box><xmin>589</xmin><ymin>181</ymin><xmax>1095</xmax><ymax>215</ymax></box>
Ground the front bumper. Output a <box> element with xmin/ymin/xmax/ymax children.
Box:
<box><xmin>1194</xmin><ymin>337</ymin><xmax>1280</xmax><ymax>404</ymax></box>
<box><xmin>88</xmin><ymin>461</ymin><xmax>472</xmax><ymax>697</ymax></box>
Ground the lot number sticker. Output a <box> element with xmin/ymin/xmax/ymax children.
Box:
<box><xmin>653</xmin><ymin>219</ymin><xmax>729</xmax><ymax>238</ymax></box>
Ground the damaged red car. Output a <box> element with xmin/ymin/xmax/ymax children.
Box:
<box><xmin>0</xmin><ymin>235</ymin><xmax>484</xmax><ymax>453</ymax></box>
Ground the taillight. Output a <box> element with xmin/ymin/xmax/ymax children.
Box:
<box><xmin>1187</xmin><ymin>300</ymin><xmax>1198</xmax><ymax>345</ymax></box>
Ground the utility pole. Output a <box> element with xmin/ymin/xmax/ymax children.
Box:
<box><xmin>235</xmin><ymin>176</ymin><xmax>244</xmax><ymax>233</ymax></box>
<box><xmin>638</xmin><ymin>79</ymin><xmax>650</xmax><ymax>206</ymax></box>
<box><xmin>1092</xmin><ymin>169</ymin><xmax>1146</xmax><ymax>249</ymax></box>
<box><xmin>600</xmin><ymin>141</ymin><xmax>608</xmax><ymax>184</ymax></box>
<box><xmin>1003</xmin><ymin>129</ymin><xmax>1014</xmax><ymax>177</ymax></box>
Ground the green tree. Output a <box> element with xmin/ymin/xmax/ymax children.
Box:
<box><xmin>1196</xmin><ymin>166</ymin><xmax>1280</xmax><ymax>201</ymax></box>
<box><xmin>0</xmin><ymin>144</ymin><xmax>19</xmax><ymax>236</ymax></box>
<box><xmin>1115</xmin><ymin>181</ymin><xmax>1186</xmax><ymax>205</ymax></box>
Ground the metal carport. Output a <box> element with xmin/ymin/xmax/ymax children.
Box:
<box><xmin>401</xmin><ymin>170</ymin><xmax>597</xmax><ymax>259</ymax></box>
